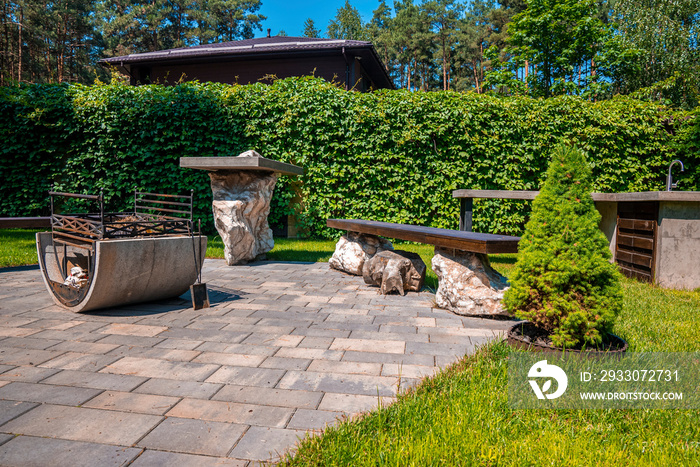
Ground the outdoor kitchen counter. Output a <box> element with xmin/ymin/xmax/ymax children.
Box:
<box><xmin>453</xmin><ymin>189</ymin><xmax>700</xmax><ymax>291</ymax></box>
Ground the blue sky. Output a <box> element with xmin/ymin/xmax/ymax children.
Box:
<box><xmin>255</xmin><ymin>0</ymin><xmax>382</xmax><ymax>38</ymax></box>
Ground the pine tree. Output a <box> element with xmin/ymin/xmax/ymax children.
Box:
<box><xmin>503</xmin><ymin>144</ymin><xmax>623</xmax><ymax>348</ymax></box>
<box><xmin>302</xmin><ymin>18</ymin><xmax>320</xmax><ymax>38</ymax></box>
<box><xmin>327</xmin><ymin>0</ymin><xmax>369</xmax><ymax>41</ymax></box>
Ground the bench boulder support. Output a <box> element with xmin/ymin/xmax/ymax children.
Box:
<box><xmin>432</xmin><ymin>247</ymin><xmax>510</xmax><ymax>316</ymax></box>
<box><xmin>329</xmin><ymin>232</ymin><xmax>393</xmax><ymax>276</ymax></box>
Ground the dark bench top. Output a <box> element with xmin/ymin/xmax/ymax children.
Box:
<box><xmin>0</xmin><ymin>217</ymin><xmax>51</xmax><ymax>229</ymax></box>
<box><xmin>326</xmin><ymin>219</ymin><xmax>520</xmax><ymax>254</ymax></box>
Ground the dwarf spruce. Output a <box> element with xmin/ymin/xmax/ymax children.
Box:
<box><xmin>503</xmin><ymin>145</ymin><xmax>623</xmax><ymax>348</ymax></box>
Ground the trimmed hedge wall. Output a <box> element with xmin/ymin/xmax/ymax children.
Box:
<box><xmin>1</xmin><ymin>77</ymin><xmax>698</xmax><ymax>237</ymax></box>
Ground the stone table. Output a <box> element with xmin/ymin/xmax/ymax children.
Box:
<box><xmin>181</xmin><ymin>151</ymin><xmax>303</xmax><ymax>265</ymax></box>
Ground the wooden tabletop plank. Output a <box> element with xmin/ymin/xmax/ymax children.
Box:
<box><xmin>452</xmin><ymin>189</ymin><xmax>700</xmax><ymax>203</ymax></box>
<box><xmin>326</xmin><ymin>219</ymin><xmax>520</xmax><ymax>254</ymax></box>
<box><xmin>180</xmin><ymin>156</ymin><xmax>304</xmax><ymax>176</ymax></box>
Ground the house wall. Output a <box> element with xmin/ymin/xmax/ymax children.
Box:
<box><xmin>140</xmin><ymin>56</ymin><xmax>349</xmax><ymax>87</ymax></box>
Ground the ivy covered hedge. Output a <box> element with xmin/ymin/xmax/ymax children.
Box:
<box><xmin>1</xmin><ymin>77</ymin><xmax>697</xmax><ymax>237</ymax></box>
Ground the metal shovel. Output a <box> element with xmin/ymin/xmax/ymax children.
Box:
<box><xmin>190</xmin><ymin>220</ymin><xmax>209</xmax><ymax>310</ymax></box>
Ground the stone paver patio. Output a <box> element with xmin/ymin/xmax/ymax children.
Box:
<box><xmin>0</xmin><ymin>259</ymin><xmax>512</xmax><ymax>465</ymax></box>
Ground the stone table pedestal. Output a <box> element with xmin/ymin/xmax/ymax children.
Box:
<box><xmin>181</xmin><ymin>151</ymin><xmax>303</xmax><ymax>265</ymax></box>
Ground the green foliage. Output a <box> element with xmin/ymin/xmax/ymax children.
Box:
<box><xmin>0</xmin><ymin>84</ymin><xmax>78</xmax><ymax>216</ymax></box>
<box><xmin>0</xmin><ymin>77</ymin><xmax>696</xmax><ymax>238</ymax></box>
<box><xmin>327</xmin><ymin>0</ymin><xmax>370</xmax><ymax>41</ymax></box>
<box><xmin>503</xmin><ymin>145</ymin><xmax>624</xmax><ymax>348</ymax></box>
<box><xmin>302</xmin><ymin>18</ymin><xmax>321</xmax><ymax>38</ymax></box>
<box><xmin>613</xmin><ymin>0</ymin><xmax>700</xmax><ymax>109</ymax></box>
<box><xmin>487</xmin><ymin>0</ymin><xmax>617</xmax><ymax>98</ymax></box>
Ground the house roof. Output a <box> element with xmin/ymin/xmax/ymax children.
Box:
<box><xmin>100</xmin><ymin>36</ymin><xmax>394</xmax><ymax>89</ymax></box>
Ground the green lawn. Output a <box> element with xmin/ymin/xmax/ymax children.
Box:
<box><xmin>3</xmin><ymin>230</ymin><xmax>699</xmax><ymax>464</ymax></box>
<box><xmin>0</xmin><ymin>229</ymin><xmax>41</xmax><ymax>268</ymax></box>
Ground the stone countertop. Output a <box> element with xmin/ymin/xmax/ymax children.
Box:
<box><xmin>180</xmin><ymin>156</ymin><xmax>304</xmax><ymax>176</ymax></box>
<box><xmin>452</xmin><ymin>189</ymin><xmax>700</xmax><ymax>203</ymax></box>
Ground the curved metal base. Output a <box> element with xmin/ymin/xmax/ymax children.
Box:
<box><xmin>36</xmin><ymin>232</ymin><xmax>206</xmax><ymax>313</ymax></box>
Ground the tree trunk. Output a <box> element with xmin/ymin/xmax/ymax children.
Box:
<box><xmin>18</xmin><ymin>6</ymin><xmax>23</xmax><ymax>83</ymax></box>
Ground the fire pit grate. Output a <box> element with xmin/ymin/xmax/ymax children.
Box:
<box><xmin>50</xmin><ymin>190</ymin><xmax>194</xmax><ymax>250</ymax></box>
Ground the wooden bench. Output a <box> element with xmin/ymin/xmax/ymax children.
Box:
<box><xmin>326</xmin><ymin>219</ymin><xmax>520</xmax><ymax>254</ymax></box>
<box><xmin>0</xmin><ymin>217</ymin><xmax>51</xmax><ymax>229</ymax></box>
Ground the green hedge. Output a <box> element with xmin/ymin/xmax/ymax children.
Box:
<box><xmin>1</xmin><ymin>77</ymin><xmax>697</xmax><ymax>237</ymax></box>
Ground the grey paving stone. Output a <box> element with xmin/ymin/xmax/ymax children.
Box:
<box><xmin>259</xmin><ymin>356</ymin><xmax>311</xmax><ymax>371</ymax></box>
<box><xmin>427</xmin><ymin>333</ymin><xmax>501</xmax><ymax>345</ymax></box>
<box><xmin>134</xmin><ymin>378</ymin><xmax>223</xmax><ymax>399</ymax></box>
<box><xmin>46</xmin><ymin>340</ymin><xmax>121</xmax><ymax>354</ymax></box>
<box><xmin>38</xmin><ymin>352</ymin><xmax>121</xmax><ymax>372</ymax></box>
<box><xmin>97</xmin><ymin>323</ymin><xmax>168</xmax><ymax>337</ymax></box>
<box><xmin>83</xmin><ymin>391</ymin><xmax>180</xmax><ymax>415</ymax></box>
<box><xmin>101</xmin><ymin>357</ymin><xmax>220</xmax><ymax>381</ymax></box>
<box><xmin>130</xmin><ymin>450</ymin><xmax>248</xmax><ymax>466</ymax></box>
<box><xmin>0</xmin><ymin>433</ymin><xmax>12</xmax><ymax>446</ymax></box>
<box><xmin>324</xmin><ymin>314</ymin><xmax>375</xmax><ymax>324</ymax></box>
<box><xmin>154</xmin><ymin>338</ymin><xmax>205</xmax><ymax>350</ymax></box>
<box><xmin>255</xmin><ymin>318</ymin><xmax>315</xmax><ymax>329</ymax></box>
<box><xmin>373</xmin><ymin>316</ymin><xmax>437</xmax><ymax>327</ymax></box>
<box><xmin>0</xmin><ymin>317</ymin><xmax>39</xmax><ymax>327</ymax></box>
<box><xmin>330</xmin><ymin>337</ymin><xmax>405</xmax><ymax>354</ymax></box>
<box><xmin>0</xmin><ymin>336</ymin><xmax>64</xmax><ymax>350</ymax></box>
<box><xmin>435</xmin><ymin>354</ymin><xmax>462</xmax><ymax>368</ymax></box>
<box><xmin>310</xmin><ymin>322</ymin><xmax>380</xmax><ymax>333</ymax></box>
<box><xmin>241</xmin><ymin>333</ymin><xmax>304</xmax><ymax>347</ymax></box>
<box><xmin>277</xmin><ymin>370</ymin><xmax>398</xmax><ymax>397</ymax></box>
<box><xmin>298</xmin><ymin>336</ymin><xmax>334</xmax><ymax>349</ymax></box>
<box><xmin>405</xmin><ymin>341</ymin><xmax>477</xmax><ymax>357</ymax></box>
<box><xmin>229</xmin><ymin>426</ymin><xmax>304</xmax><ymax>462</ymax></box>
<box><xmin>349</xmin><ymin>330</ymin><xmax>430</xmax><ymax>343</ymax></box>
<box><xmin>307</xmin><ymin>360</ymin><xmax>382</xmax><ymax>376</ymax></box>
<box><xmin>158</xmin><ymin>328</ymin><xmax>251</xmax><ymax>344</ymax></box>
<box><xmin>0</xmin><ymin>400</ymin><xmax>39</xmax><ymax>427</ymax></box>
<box><xmin>19</xmin><ymin>318</ymin><xmax>78</xmax><ymax>330</ymax></box>
<box><xmin>94</xmin><ymin>334</ymin><xmax>165</xmax><ymax>347</ymax></box>
<box><xmin>0</xmin><ymin>435</ymin><xmax>141</xmax><ymax>467</ymax></box>
<box><xmin>250</xmin><ymin>310</ymin><xmax>329</xmax><ymax>323</ymax></box>
<box><xmin>138</xmin><ymin>418</ymin><xmax>246</xmax><ymax>456</ymax></box>
<box><xmin>184</xmin><ymin>320</ymin><xmax>229</xmax><ymax>331</ymax></box>
<box><xmin>27</xmin><ymin>329</ymin><xmax>106</xmax><ymax>343</ymax></box>
<box><xmin>287</xmin><ymin>409</ymin><xmax>345</xmax><ymax>430</ymax></box>
<box><xmin>206</xmin><ymin>366</ymin><xmax>286</xmax><ymax>388</ymax></box>
<box><xmin>193</xmin><ymin>352</ymin><xmax>266</xmax><ymax>367</ymax></box>
<box><xmin>317</xmin><ymin>392</ymin><xmax>396</xmax><ymax>414</ymax></box>
<box><xmin>382</xmin><ymin>363</ymin><xmax>437</xmax><ymax>379</ymax></box>
<box><xmin>0</xmin><ymin>365</ymin><xmax>60</xmax><ymax>382</ymax></box>
<box><xmin>0</xmin><ymin>382</ymin><xmax>101</xmax><ymax>406</ymax></box>
<box><xmin>194</xmin><ymin>342</ymin><xmax>277</xmax><ymax>356</ymax></box>
<box><xmin>0</xmin><ymin>348</ymin><xmax>65</xmax><ymax>366</ymax></box>
<box><xmin>274</xmin><ymin>347</ymin><xmax>344</xmax><ymax>361</ymax></box>
<box><xmin>106</xmin><ymin>346</ymin><xmax>202</xmax><ymax>362</ymax></box>
<box><xmin>42</xmin><ymin>369</ymin><xmax>148</xmax><ymax>391</ymax></box>
<box><xmin>212</xmin><ymin>385</ymin><xmax>322</xmax><ymax>409</ymax></box>
<box><xmin>167</xmin><ymin>399</ymin><xmax>293</xmax><ymax>428</ymax></box>
<box><xmin>1</xmin><ymin>404</ymin><xmax>162</xmax><ymax>445</ymax></box>
<box><xmin>221</xmin><ymin>323</ymin><xmax>297</xmax><ymax>335</ymax></box>
<box><xmin>342</xmin><ymin>350</ymin><xmax>435</xmax><ymax>366</ymax></box>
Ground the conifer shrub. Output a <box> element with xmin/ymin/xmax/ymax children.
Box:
<box><xmin>503</xmin><ymin>144</ymin><xmax>623</xmax><ymax>348</ymax></box>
